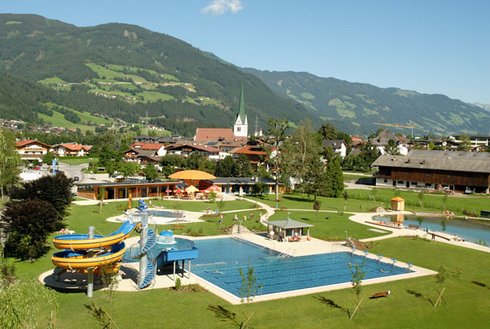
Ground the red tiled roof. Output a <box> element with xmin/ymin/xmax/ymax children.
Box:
<box><xmin>231</xmin><ymin>144</ymin><xmax>267</xmax><ymax>156</ymax></box>
<box><xmin>194</xmin><ymin>128</ymin><xmax>235</xmax><ymax>142</ymax></box>
<box><xmin>16</xmin><ymin>139</ymin><xmax>50</xmax><ymax>148</ymax></box>
<box><xmin>131</xmin><ymin>142</ymin><xmax>163</xmax><ymax>150</ymax></box>
<box><xmin>60</xmin><ymin>144</ymin><xmax>85</xmax><ymax>151</ymax></box>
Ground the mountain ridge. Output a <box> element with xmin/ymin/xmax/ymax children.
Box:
<box><xmin>1</xmin><ymin>13</ymin><xmax>488</xmax><ymax>136</ymax></box>
<box><xmin>244</xmin><ymin>68</ymin><xmax>490</xmax><ymax>135</ymax></box>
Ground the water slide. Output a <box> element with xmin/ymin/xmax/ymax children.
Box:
<box><xmin>51</xmin><ymin>220</ymin><xmax>140</xmax><ymax>272</ymax></box>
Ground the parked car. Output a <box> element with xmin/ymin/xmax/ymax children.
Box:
<box><xmin>73</xmin><ymin>176</ymin><xmax>79</xmax><ymax>181</ymax></box>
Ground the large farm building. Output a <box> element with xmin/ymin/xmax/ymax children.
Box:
<box><xmin>372</xmin><ymin>150</ymin><xmax>490</xmax><ymax>193</ymax></box>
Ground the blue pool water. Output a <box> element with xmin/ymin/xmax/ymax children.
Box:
<box><xmin>375</xmin><ymin>215</ymin><xmax>490</xmax><ymax>245</ymax></box>
<box><xmin>192</xmin><ymin>238</ymin><xmax>411</xmax><ymax>297</ymax></box>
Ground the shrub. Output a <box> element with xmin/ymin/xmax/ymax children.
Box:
<box><xmin>3</xmin><ymin>200</ymin><xmax>60</xmax><ymax>260</ymax></box>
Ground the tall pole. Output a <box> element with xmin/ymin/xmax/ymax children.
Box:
<box><xmin>87</xmin><ymin>226</ymin><xmax>94</xmax><ymax>298</ymax></box>
<box><xmin>138</xmin><ymin>211</ymin><xmax>148</xmax><ymax>287</ymax></box>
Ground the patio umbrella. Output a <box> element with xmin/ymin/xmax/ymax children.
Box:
<box><xmin>169</xmin><ymin>170</ymin><xmax>216</xmax><ymax>186</ymax></box>
<box><xmin>185</xmin><ymin>185</ymin><xmax>199</xmax><ymax>193</ymax></box>
<box><xmin>205</xmin><ymin>185</ymin><xmax>221</xmax><ymax>193</ymax></box>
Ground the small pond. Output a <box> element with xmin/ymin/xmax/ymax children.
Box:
<box><xmin>374</xmin><ymin>214</ymin><xmax>490</xmax><ymax>246</ymax></box>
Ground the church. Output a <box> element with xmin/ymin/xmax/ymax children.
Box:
<box><xmin>194</xmin><ymin>85</ymin><xmax>248</xmax><ymax>143</ymax></box>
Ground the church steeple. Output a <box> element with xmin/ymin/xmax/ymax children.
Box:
<box><xmin>234</xmin><ymin>84</ymin><xmax>248</xmax><ymax>138</ymax></box>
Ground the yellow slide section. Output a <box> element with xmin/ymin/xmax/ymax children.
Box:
<box><xmin>53</xmin><ymin>221</ymin><xmax>140</xmax><ymax>250</ymax></box>
<box><xmin>51</xmin><ymin>220</ymin><xmax>140</xmax><ymax>272</ymax></box>
<box><xmin>51</xmin><ymin>242</ymin><xmax>126</xmax><ymax>272</ymax></box>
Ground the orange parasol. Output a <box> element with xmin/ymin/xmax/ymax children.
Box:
<box><xmin>169</xmin><ymin>170</ymin><xmax>216</xmax><ymax>186</ymax></box>
<box><xmin>205</xmin><ymin>185</ymin><xmax>221</xmax><ymax>193</ymax></box>
<box><xmin>185</xmin><ymin>185</ymin><xmax>199</xmax><ymax>194</ymax></box>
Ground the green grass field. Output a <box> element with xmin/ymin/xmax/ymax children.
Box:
<box><xmin>6</xmin><ymin>195</ymin><xmax>490</xmax><ymax>328</ymax></box>
<box><xmin>251</xmin><ymin>189</ymin><xmax>490</xmax><ymax>217</ymax></box>
<box><xmin>38</xmin><ymin>103</ymin><xmax>114</xmax><ymax>131</ymax></box>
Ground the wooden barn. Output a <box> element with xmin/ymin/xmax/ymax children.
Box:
<box><xmin>372</xmin><ymin>150</ymin><xmax>490</xmax><ymax>193</ymax></box>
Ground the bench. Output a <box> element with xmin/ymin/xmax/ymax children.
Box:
<box><xmin>370</xmin><ymin>291</ymin><xmax>391</xmax><ymax>299</ymax></box>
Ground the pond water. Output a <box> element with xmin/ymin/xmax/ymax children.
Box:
<box><xmin>374</xmin><ymin>215</ymin><xmax>490</xmax><ymax>246</ymax></box>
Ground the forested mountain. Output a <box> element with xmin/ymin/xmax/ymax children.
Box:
<box><xmin>244</xmin><ymin>69</ymin><xmax>490</xmax><ymax>135</ymax></box>
<box><xmin>0</xmin><ymin>14</ymin><xmax>310</xmax><ymax>135</ymax></box>
<box><xmin>1</xmin><ymin>13</ymin><xmax>488</xmax><ymax>136</ymax></box>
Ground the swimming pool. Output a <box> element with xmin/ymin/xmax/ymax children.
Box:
<box><xmin>150</xmin><ymin>209</ymin><xmax>184</xmax><ymax>218</ymax></box>
<box><xmin>375</xmin><ymin>215</ymin><xmax>490</xmax><ymax>245</ymax></box>
<box><xmin>192</xmin><ymin>238</ymin><xmax>411</xmax><ymax>297</ymax></box>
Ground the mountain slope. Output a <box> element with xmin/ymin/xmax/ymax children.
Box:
<box><xmin>0</xmin><ymin>14</ymin><xmax>311</xmax><ymax>135</ymax></box>
<box><xmin>244</xmin><ymin>69</ymin><xmax>490</xmax><ymax>135</ymax></box>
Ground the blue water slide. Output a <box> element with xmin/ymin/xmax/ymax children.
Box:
<box><xmin>138</xmin><ymin>261</ymin><xmax>156</xmax><ymax>289</ymax></box>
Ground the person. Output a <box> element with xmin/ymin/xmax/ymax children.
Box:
<box><xmin>218</xmin><ymin>214</ymin><xmax>223</xmax><ymax>224</ymax></box>
<box><xmin>234</xmin><ymin>214</ymin><xmax>238</xmax><ymax>221</ymax></box>
<box><xmin>431</xmin><ymin>233</ymin><xmax>436</xmax><ymax>241</ymax></box>
<box><xmin>278</xmin><ymin>234</ymin><xmax>283</xmax><ymax>242</ymax></box>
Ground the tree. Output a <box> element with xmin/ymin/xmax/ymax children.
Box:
<box><xmin>302</xmin><ymin>159</ymin><xmax>328</xmax><ymax>201</ymax></box>
<box><xmin>349</xmin><ymin>261</ymin><xmax>366</xmax><ymax>320</ymax></box>
<box><xmin>42</xmin><ymin>152</ymin><xmax>55</xmax><ymax>166</ymax></box>
<box><xmin>418</xmin><ymin>190</ymin><xmax>425</xmax><ymax>208</ymax></box>
<box><xmin>282</xmin><ymin>119</ymin><xmax>323</xmax><ymax>196</ymax></box>
<box><xmin>3</xmin><ymin>200</ymin><xmax>61</xmax><ymax>260</ymax></box>
<box><xmin>319</xmin><ymin>122</ymin><xmax>339</xmax><ymax>140</ymax></box>
<box><xmin>1</xmin><ymin>276</ymin><xmax>57</xmax><ymax>329</ymax></box>
<box><xmin>457</xmin><ymin>134</ymin><xmax>471</xmax><ymax>152</ymax></box>
<box><xmin>385</xmin><ymin>139</ymin><xmax>399</xmax><ymax>155</ymax></box>
<box><xmin>9</xmin><ymin>172</ymin><xmax>73</xmax><ymax>220</ymax></box>
<box><xmin>325</xmin><ymin>156</ymin><xmax>344</xmax><ymax>198</ymax></box>
<box><xmin>234</xmin><ymin>154</ymin><xmax>252</xmax><ymax>177</ymax></box>
<box><xmin>434</xmin><ymin>265</ymin><xmax>448</xmax><ymax>308</ymax></box>
<box><xmin>313</xmin><ymin>199</ymin><xmax>321</xmax><ymax>216</ymax></box>
<box><xmin>266</xmin><ymin>118</ymin><xmax>289</xmax><ymax>208</ymax></box>
<box><xmin>251</xmin><ymin>181</ymin><xmax>267</xmax><ymax>196</ymax></box>
<box><xmin>143</xmin><ymin>163</ymin><xmax>159</xmax><ymax>181</ymax></box>
<box><xmin>239</xmin><ymin>265</ymin><xmax>262</xmax><ymax>303</ymax></box>
<box><xmin>98</xmin><ymin>187</ymin><xmax>106</xmax><ymax>214</ymax></box>
<box><xmin>215</xmin><ymin>156</ymin><xmax>235</xmax><ymax>177</ymax></box>
<box><xmin>118</xmin><ymin>162</ymin><xmax>140</xmax><ymax>178</ymax></box>
<box><xmin>0</xmin><ymin>129</ymin><xmax>21</xmax><ymax>199</ymax></box>
<box><xmin>160</xmin><ymin>154</ymin><xmax>185</xmax><ymax>177</ymax></box>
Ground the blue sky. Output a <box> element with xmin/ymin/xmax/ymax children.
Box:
<box><xmin>2</xmin><ymin>0</ymin><xmax>490</xmax><ymax>103</ymax></box>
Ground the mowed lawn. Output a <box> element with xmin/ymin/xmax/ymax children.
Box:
<box><xmin>27</xmin><ymin>237</ymin><xmax>490</xmax><ymax>329</ymax></box>
<box><xmin>250</xmin><ymin>190</ymin><xmax>490</xmax><ymax>216</ymax></box>
<box><xmin>8</xmin><ymin>197</ymin><xmax>490</xmax><ymax>328</ymax></box>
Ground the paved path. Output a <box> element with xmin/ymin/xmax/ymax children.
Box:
<box><xmin>349</xmin><ymin>211</ymin><xmax>490</xmax><ymax>253</ymax></box>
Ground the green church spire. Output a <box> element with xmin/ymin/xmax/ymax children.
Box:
<box><xmin>238</xmin><ymin>83</ymin><xmax>246</xmax><ymax>123</ymax></box>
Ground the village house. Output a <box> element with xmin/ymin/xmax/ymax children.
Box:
<box><xmin>165</xmin><ymin>143</ymin><xmax>220</xmax><ymax>159</ymax></box>
<box><xmin>15</xmin><ymin>139</ymin><xmax>51</xmax><ymax>162</ymax></box>
<box><xmin>230</xmin><ymin>142</ymin><xmax>268</xmax><ymax>169</ymax></box>
<box><xmin>51</xmin><ymin>143</ymin><xmax>92</xmax><ymax>157</ymax></box>
<box><xmin>322</xmin><ymin>140</ymin><xmax>347</xmax><ymax>158</ymax></box>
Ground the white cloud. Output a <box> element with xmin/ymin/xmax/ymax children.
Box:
<box><xmin>202</xmin><ymin>0</ymin><xmax>244</xmax><ymax>15</ymax></box>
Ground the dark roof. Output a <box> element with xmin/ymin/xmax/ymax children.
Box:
<box><xmin>167</xmin><ymin>143</ymin><xmax>219</xmax><ymax>153</ymax></box>
<box><xmin>370</xmin><ymin>130</ymin><xmax>399</xmax><ymax>146</ymax></box>
<box><xmin>322</xmin><ymin>140</ymin><xmax>345</xmax><ymax>149</ymax></box>
<box><xmin>76</xmin><ymin>179</ymin><xmax>181</xmax><ymax>187</ymax></box>
<box><xmin>209</xmin><ymin>177</ymin><xmax>276</xmax><ymax>185</ymax></box>
<box><xmin>372</xmin><ymin>149</ymin><xmax>490</xmax><ymax>173</ymax></box>
<box><xmin>266</xmin><ymin>218</ymin><xmax>313</xmax><ymax>229</ymax></box>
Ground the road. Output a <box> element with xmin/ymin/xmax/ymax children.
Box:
<box><xmin>57</xmin><ymin>163</ymin><xmax>88</xmax><ymax>194</ymax></box>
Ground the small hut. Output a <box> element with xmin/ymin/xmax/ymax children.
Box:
<box><xmin>391</xmin><ymin>197</ymin><xmax>405</xmax><ymax>211</ymax></box>
<box><xmin>266</xmin><ymin>218</ymin><xmax>313</xmax><ymax>241</ymax></box>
